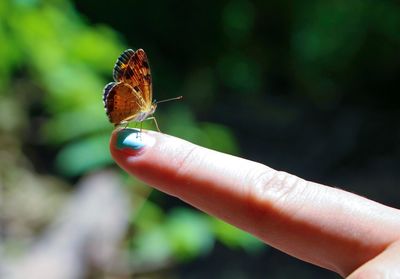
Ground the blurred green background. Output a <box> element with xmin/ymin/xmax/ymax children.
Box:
<box><xmin>1</xmin><ymin>0</ymin><xmax>399</xmax><ymax>278</ymax></box>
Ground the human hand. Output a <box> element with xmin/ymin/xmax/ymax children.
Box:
<box><xmin>110</xmin><ymin>128</ymin><xmax>400</xmax><ymax>278</ymax></box>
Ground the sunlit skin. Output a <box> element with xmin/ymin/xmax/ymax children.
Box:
<box><xmin>110</xmin><ymin>130</ymin><xmax>400</xmax><ymax>278</ymax></box>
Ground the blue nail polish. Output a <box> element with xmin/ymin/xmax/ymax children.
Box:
<box><xmin>116</xmin><ymin>128</ymin><xmax>145</xmax><ymax>150</ymax></box>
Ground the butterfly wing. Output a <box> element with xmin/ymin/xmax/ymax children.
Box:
<box><xmin>103</xmin><ymin>82</ymin><xmax>146</xmax><ymax>125</ymax></box>
<box><xmin>113</xmin><ymin>49</ymin><xmax>152</xmax><ymax>105</ymax></box>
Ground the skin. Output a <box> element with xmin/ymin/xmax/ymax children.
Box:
<box><xmin>110</xmin><ymin>130</ymin><xmax>400</xmax><ymax>278</ymax></box>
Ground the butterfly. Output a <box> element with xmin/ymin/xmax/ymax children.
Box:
<box><xmin>103</xmin><ymin>48</ymin><xmax>181</xmax><ymax>131</ymax></box>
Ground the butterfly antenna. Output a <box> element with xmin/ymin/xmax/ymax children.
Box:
<box><xmin>155</xmin><ymin>96</ymin><xmax>183</xmax><ymax>104</ymax></box>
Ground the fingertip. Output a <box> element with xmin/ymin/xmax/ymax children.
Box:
<box><xmin>109</xmin><ymin>129</ymin><xmax>190</xmax><ymax>196</ymax></box>
<box><xmin>109</xmin><ymin>128</ymin><xmax>156</xmax><ymax>160</ymax></box>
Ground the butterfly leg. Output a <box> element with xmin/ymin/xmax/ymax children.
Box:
<box><xmin>147</xmin><ymin>117</ymin><xmax>161</xmax><ymax>132</ymax></box>
<box><xmin>138</xmin><ymin>122</ymin><xmax>143</xmax><ymax>139</ymax></box>
<box><xmin>115</xmin><ymin>122</ymin><xmax>129</xmax><ymax>129</ymax></box>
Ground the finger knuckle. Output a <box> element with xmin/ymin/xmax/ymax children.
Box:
<box><xmin>250</xmin><ymin>168</ymin><xmax>305</xmax><ymax>205</ymax></box>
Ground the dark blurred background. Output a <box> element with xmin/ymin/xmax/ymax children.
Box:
<box><xmin>1</xmin><ymin>0</ymin><xmax>399</xmax><ymax>278</ymax></box>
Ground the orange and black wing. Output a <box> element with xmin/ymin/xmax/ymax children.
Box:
<box><xmin>103</xmin><ymin>82</ymin><xmax>146</xmax><ymax>125</ymax></box>
<box><xmin>113</xmin><ymin>49</ymin><xmax>152</xmax><ymax>105</ymax></box>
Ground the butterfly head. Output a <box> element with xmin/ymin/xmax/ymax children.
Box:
<box><xmin>151</xmin><ymin>102</ymin><xmax>157</xmax><ymax>112</ymax></box>
<box><xmin>149</xmin><ymin>102</ymin><xmax>157</xmax><ymax>116</ymax></box>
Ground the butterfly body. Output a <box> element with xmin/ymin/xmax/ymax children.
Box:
<box><xmin>135</xmin><ymin>103</ymin><xmax>157</xmax><ymax>122</ymax></box>
<box><xmin>103</xmin><ymin>48</ymin><xmax>154</xmax><ymax>126</ymax></box>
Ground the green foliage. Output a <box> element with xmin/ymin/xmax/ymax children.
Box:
<box><xmin>218</xmin><ymin>50</ymin><xmax>262</xmax><ymax>93</ymax></box>
<box><xmin>0</xmin><ymin>0</ymin><xmax>244</xmax><ymax>268</ymax></box>
<box><xmin>2</xmin><ymin>0</ymin><xmax>400</xmax><ymax>275</ymax></box>
<box><xmin>212</xmin><ymin>219</ymin><xmax>263</xmax><ymax>254</ymax></box>
<box><xmin>292</xmin><ymin>0</ymin><xmax>400</xmax><ymax>105</ymax></box>
<box><xmin>1</xmin><ymin>0</ymin><xmax>121</xmax><ymax>175</ymax></box>
<box><xmin>165</xmin><ymin>208</ymin><xmax>214</xmax><ymax>261</ymax></box>
<box><xmin>1</xmin><ymin>0</ymin><xmax>241</xmax><ymax>176</ymax></box>
<box><xmin>55</xmin><ymin>132</ymin><xmax>111</xmax><ymax>176</ymax></box>
<box><xmin>222</xmin><ymin>0</ymin><xmax>255</xmax><ymax>42</ymax></box>
<box><xmin>132</xmin><ymin>203</ymin><xmax>261</xmax><ymax>266</ymax></box>
<box><xmin>132</xmin><ymin>203</ymin><xmax>212</xmax><ymax>265</ymax></box>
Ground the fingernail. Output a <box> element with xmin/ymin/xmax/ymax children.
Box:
<box><xmin>115</xmin><ymin>128</ymin><xmax>153</xmax><ymax>151</ymax></box>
